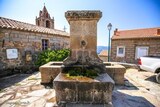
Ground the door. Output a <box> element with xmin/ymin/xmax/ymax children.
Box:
<box><xmin>135</xmin><ymin>46</ymin><xmax>149</xmax><ymax>59</ymax></box>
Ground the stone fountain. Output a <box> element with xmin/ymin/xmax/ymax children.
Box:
<box><xmin>53</xmin><ymin>10</ymin><xmax>114</xmax><ymax>107</ymax></box>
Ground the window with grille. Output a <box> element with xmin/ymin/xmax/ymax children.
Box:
<box><xmin>42</xmin><ymin>39</ymin><xmax>49</xmax><ymax>50</ymax></box>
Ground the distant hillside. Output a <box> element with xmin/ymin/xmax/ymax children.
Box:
<box><xmin>97</xmin><ymin>46</ymin><xmax>108</xmax><ymax>54</ymax></box>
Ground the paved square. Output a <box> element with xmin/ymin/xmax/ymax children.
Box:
<box><xmin>0</xmin><ymin>69</ymin><xmax>160</xmax><ymax>107</ymax></box>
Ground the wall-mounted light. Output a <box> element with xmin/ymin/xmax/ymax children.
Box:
<box><xmin>25</xmin><ymin>51</ymin><xmax>32</xmax><ymax>62</ymax></box>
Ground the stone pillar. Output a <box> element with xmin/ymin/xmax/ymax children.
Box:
<box><xmin>66</xmin><ymin>11</ymin><xmax>101</xmax><ymax>51</ymax></box>
<box><xmin>64</xmin><ymin>11</ymin><xmax>106</xmax><ymax>73</ymax></box>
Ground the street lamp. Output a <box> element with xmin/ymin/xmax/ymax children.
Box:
<box><xmin>107</xmin><ymin>23</ymin><xmax>112</xmax><ymax>62</ymax></box>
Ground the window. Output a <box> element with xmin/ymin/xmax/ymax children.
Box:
<box><xmin>117</xmin><ymin>46</ymin><xmax>125</xmax><ymax>57</ymax></box>
<box><xmin>42</xmin><ymin>39</ymin><xmax>49</xmax><ymax>50</ymax></box>
<box><xmin>135</xmin><ymin>46</ymin><xmax>149</xmax><ymax>59</ymax></box>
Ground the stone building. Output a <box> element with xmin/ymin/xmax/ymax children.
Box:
<box><xmin>0</xmin><ymin>6</ymin><xmax>70</xmax><ymax>77</ymax></box>
<box><xmin>111</xmin><ymin>27</ymin><xmax>160</xmax><ymax>63</ymax></box>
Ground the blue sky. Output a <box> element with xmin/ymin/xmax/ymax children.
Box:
<box><xmin>0</xmin><ymin>0</ymin><xmax>160</xmax><ymax>46</ymax></box>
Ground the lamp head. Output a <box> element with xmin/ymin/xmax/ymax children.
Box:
<box><xmin>107</xmin><ymin>23</ymin><xmax>112</xmax><ymax>30</ymax></box>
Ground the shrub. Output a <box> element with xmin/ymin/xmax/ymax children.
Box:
<box><xmin>35</xmin><ymin>49</ymin><xmax>70</xmax><ymax>66</ymax></box>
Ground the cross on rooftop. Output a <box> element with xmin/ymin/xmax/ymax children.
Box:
<box><xmin>63</xmin><ymin>26</ymin><xmax>67</xmax><ymax>32</ymax></box>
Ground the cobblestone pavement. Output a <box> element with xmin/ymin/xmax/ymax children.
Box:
<box><xmin>0</xmin><ymin>69</ymin><xmax>160</xmax><ymax>107</ymax></box>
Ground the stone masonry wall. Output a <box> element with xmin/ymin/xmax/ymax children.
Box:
<box><xmin>111</xmin><ymin>38</ymin><xmax>160</xmax><ymax>63</ymax></box>
<box><xmin>0</xmin><ymin>28</ymin><xmax>69</xmax><ymax>77</ymax></box>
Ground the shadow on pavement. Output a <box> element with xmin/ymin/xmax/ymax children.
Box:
<box><xmin>112</xmin><ymin>90</ymin><xmax>154</xmax><ymax>107</ymax></box>
<box><xmin>0</xmin><ymin>72</ymin><xmax>38</xmax><ymax>89</ymax></box>
<box><xmin>145</xmin><ymin>75</ymin><xmax>157</xmax><ymax>83</ymax></box>
<box><xmin>41</xmin><ymin>83</ymin><xmax>53</xmax><ymax>89</ymax></box>
<box><xmin>123</xmin><ymin>79</ymin><xmax>139</xmax><ymax>90</ymax></box>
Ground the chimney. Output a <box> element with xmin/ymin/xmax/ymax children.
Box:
<box><xmin>157</xmin><ymin>29</ymin><xmax>160</xmax><ymax>35</ymax></box>
<box><xmin>114</xmin><ymin>28</ymin><xmax>118</xmax><ymax>36</ymax></box>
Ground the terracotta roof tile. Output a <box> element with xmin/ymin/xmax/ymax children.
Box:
<box><xmin>0</xmin><ymin>17</ymin><xmax>69</xmax><ymax>37</ymax></box>
<box><xmin>112</xmin><ymin>27</ymin><xmax>160</xmax><ymax>40</ymax></box>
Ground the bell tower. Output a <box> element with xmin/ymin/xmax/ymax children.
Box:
<box><xmin>36</xmin><ymin>4</ymin><xmax>54</xmax><ymax>29</ymax></box>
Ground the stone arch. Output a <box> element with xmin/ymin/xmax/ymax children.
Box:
<box><xmin>46</xmin><ymin>20</ymin><xmax>50</xmax><ymax>28</ymax></box>
<box><xmin>46</xmin><ymin>13</ymin><xmax>48</xmax><ymax>18</ymax></box>
<box><xmin>37</xmin><ymin>20</ymin><xmax>40</xmax><ymax>26</ymax></box>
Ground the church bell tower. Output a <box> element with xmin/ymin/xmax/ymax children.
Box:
<box><xmin>36</xmin><ymin>4</ymin><xmax>54</xmax><ymax>29</ymax></box>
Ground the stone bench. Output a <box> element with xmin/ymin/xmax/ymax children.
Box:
<box><xmin>39</xmin><ymin>61</ymin><xmax>63</xmax><ymax>84</ymax></box>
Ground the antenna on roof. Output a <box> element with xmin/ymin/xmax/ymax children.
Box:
<box><xmin>44</xmin><ymin>3</ymin><xmax>45</xmax><ymax>6</ymax></box>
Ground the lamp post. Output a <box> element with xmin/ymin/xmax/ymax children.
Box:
<box><xmin>107</xmin><ymin>23</ymin><xmax>112</xmax><ymax>62</ymax></box>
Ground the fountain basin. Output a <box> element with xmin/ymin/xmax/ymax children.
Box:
<box><xmin>40</xmin><ymin>61</ymin><xmax>63</xmax><ymax>83</ymax></box>
<box><xmin>105</xmin><ymin>64</ymin><xmax>126</xmax><ymax>85</ymax></box>
<box><xmin>54</xmin><ymin>72</ymin><xmax>114</xmax><ymax>105</ymax></box>
<box><xmin>40</xmin><ymin>61</ymin><xmax>126</xmax><ymax>85</ymax></box>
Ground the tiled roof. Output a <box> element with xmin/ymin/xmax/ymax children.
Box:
<box><xmin>99</xmin><ymin>50</ymin><xmax>108</xmax><ymax>56</ymax></box>
<box><xmin>112</xmin><ymin>27</ymin><xmax>160</xmax><ymax>40</ymax></box>
<box><xmin>0</xmin><ymin>17</ymin><xmax>69</xmax><ymax>37</ymax></box>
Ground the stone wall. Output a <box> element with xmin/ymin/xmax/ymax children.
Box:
<box><xmin>111</xmin><ymin>38</ymin><xmax>160</xmax><ymax>63</ymax></box>
<box><xmin>0</xmin><ymin>28</ymin><xmax>69</xmax><ymax>77</ymax></box>
<box><xmin>98</xmin><ymin>55</ymin><xmax>108</xmax><ymax>62</ymax></box>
